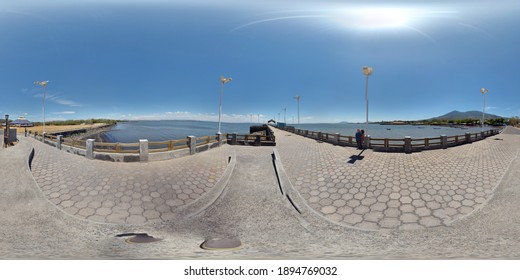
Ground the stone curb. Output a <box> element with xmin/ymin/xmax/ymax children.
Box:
<box><xmin>174</xmin><ymin>149</ymin><xmax>237</xmax><ymax>220</ymax></box>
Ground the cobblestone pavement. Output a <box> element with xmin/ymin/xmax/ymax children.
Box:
<box><xmin>3</xmin><ymin>129</ymin><xmax>520</xmax><ymax>259</ymax></box>
<box><xmin>30</xmin><ymin>138</ymin><xmax>231</xmax><ymax>224</ymax></box>
<box><xmin>272</xmin><ymin>126</ymin><xmax>520</xmax><ymax>231</ymax></box>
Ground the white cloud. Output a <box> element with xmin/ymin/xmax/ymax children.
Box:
<box><xmin>34</xmin><ymin>93</ymin><xmax>82</xmax><ymax>107</ymax></box>
<box><xmin>55</xmin><ymin>99</ymin><xmax>82</xmax><ymax>107</ymax></box>
<box><xmin>52</xmin><ymin>111</ymin><xmax>76</xmax><ymax>115</ymax></box>
<box><xmin>120</xmin><ymin>111</ymin><xmax>267</xmax><ymax>123</ymax></box>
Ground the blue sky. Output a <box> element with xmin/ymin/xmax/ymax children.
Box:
<box><xmin>1</xmin><ymin>0</ymin><xmax>519</xmax><ymax>123</ymax></box>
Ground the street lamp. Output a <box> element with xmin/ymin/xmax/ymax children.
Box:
<box><xmin>481</xmin><ymin>87</ymin><xmax>489</xmax><ymax>132</ymax></box>
<box><xmin>218</xmin><ymin>76</ymin><xmax>232</xmax><ymax>134</ymax></box>
<box><xmin>34</xmin><ymin>80</ymin><xmax>49</xmax><ymax>134</ymax></box>
<box><xmin>294</xmin><ymin>95</ymin><xmax>300</xmax><ymax>126</ymax></box>
<box><xmin>283</xmin><ymin>108</ymin><xmax>286</xmax><ymax>123</ymax></box>
<box><xmin>362</xmin><ymin>66</ymin><xmax>373</xmax><ymax>134</ymax></box>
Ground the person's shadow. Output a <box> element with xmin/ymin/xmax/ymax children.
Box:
<box><xmin>347</xmin><ymin>149</ymin><xmax>365</xmax><ymax>164</ymax></box>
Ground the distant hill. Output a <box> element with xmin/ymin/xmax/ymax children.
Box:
<box><xmin>430</xmin><ymin>110</ymin><xmax>505</xmax><ymax>121</ymax></box>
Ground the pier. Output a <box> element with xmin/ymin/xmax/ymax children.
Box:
<box><xmin>1</xmin><ymin>126</ymin><xmax>520</xmax><ymax>258</ymax></box>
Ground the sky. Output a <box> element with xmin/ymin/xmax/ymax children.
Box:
<box><xmin>1</xmin><ymin>0</ymin><xmax>519</xmax><ymax>123</ymax></box>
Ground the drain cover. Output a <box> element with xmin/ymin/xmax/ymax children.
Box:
<box><xmin>201</xmin><ymin>238</ymin><xmax>242</xmax><ymax>250</ymax></box>
<box><xmin>124</xmin><ymin>233</ymin><xmax>162</xmax><ymax>244</ymax></box>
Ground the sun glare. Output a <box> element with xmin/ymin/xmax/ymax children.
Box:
<box><xmin>335</xmin><ymin>7</ymin><xmax>415</xmax><ymax>30</ymax></box>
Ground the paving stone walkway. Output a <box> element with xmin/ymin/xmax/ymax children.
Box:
<box><xmin>272</xmin><ymin>126</ymin><xmax>520</xmax><ymax>230</ymax></box>
<box><xmin>30</xmin><ymin>138</ymin><xmax>231</xmax><ymax>224</ymax></box>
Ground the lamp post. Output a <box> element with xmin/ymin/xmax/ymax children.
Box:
<box><xmin>480</xmin><ymin>87</ymin><xmax>489</xmax><ymax>132</ymax></box>
<box><xmin>34</xmin><ymin>80</ymin><xmax>49</xmax><ymax>134</ymax></box>
<box><xmin>283</xmin><ymin>108</ymin><xmax>286</xmax><ymax>123</ymax></box>
<box><xmin>362</xmin><ymin>66</ymin><xmax>373</xmax><ymax>134</ymax></box>
<box><xmin>294</xmin><ymin>95</ymin><xmax>300</xmax><ymax>126</ymax></box>
<box><xmin>218</xmin><ymin>76</ymin><xmax>232</xmax><ymax>134</ymax></box>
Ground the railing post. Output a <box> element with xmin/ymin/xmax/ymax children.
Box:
<box><xmin>317</xmin><ymin>131</ymin><xmax>322</xmax><ymax>140</ymax></box>
<box><xmin>465</xmin><ymin>132</ymin><xmax>471</xmax><ymax>143</ymax></box>
<box><xmin>188</xmin><ymin>136</ymin><xmax>196</xmax><ymax>155</ymax></box>
<box><xmin>305</xmin><ymin>130</ymin><xmax>308</xmax><ymax>136</ymax></box>
<box><xmin>364</xmin><ymin>135</ymin><xmax>371</xmax><ymax>149</ymax></box>
<box><xmin>441</xmin><ymin>135</ymin><xmax>447</xmax><ymax>149</ymax></box>
<box><xmin>57</xmin><ymin>135</ymin><xmax>62</xmax><ymax>150</ymax></box>
<box><xmin>86</xmin><ymin>139</ymin><xmax>95</xmax><ymax>159</ymax></box>
<box><xmin>231</xmin><ymin>133</ymin><xmax>237</xmax><ymax>145</ymax></box>
<box><xmin>139</xmin><ymin>139</ymin><xmax>149</xmax><ymax>162</ymax></box>
<box><xmin>42</xmin><ymin>132</ymin><xmax>46</xmax><ymax>143</ymax></box>
<box><xmin>335</xmin><ymin>133</ymin><xmax>340</xmax><ymax>145</ymax></box>
<box><xmin>255</xmin><ymin>135</ymin><xmax>261</xmax><ymax>146</ymax></box>
<box><xmin>404</xmin><ymin>136</ymin><xmax>412</xmax><ymax>154</ymax></box>
<box><xmin>217</xmin><ymin>132</ymin><xmax>222</xmax><ymax>147</ymax></box>
<box><xmin>481</xmin><ymin>131</ymin><xmax>485</xmax><ymax>139</ymax></box>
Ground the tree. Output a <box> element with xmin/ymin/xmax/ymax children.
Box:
<box><xmin>509</xmin><ymin>116</ymin><xmax>520</xmax><ymax>127</ymax></box>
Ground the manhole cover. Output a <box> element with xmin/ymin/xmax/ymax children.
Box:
<box><xmin>201</xmin><ymin>238</ymin><xmax>242</xmax><ymax>250</ymax></box>
<box><xmin>118</xmin><ymin>233</ymin><xmax>162</xmax><ymax>244</ymax></box>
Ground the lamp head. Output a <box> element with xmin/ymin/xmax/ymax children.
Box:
<box><xmin>362</xmin><ymin>66</ymin><xmax>373</xmax><ymax>76</ymax></box>
<box><xmin>220</xmin><ymin>76</ymin><xmax>232</xmax><ymax>84</ymax></box>
<box><xmin>480</xmin><ymin>88</ymin><xmax>489</xmax><ymax>94</ymax></box>
<box><xmin>35</xmin><ymin>80</ymin><xmax>49</xmax><ymax>87</ymax></box>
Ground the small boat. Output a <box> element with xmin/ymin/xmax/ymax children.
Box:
<box><xmin>386</xmin><ymin>128</ymin><xmax>391</xmax><ymax>130</ymax></box>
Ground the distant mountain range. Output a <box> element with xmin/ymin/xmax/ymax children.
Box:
<box><xmin>429</xmin><ymin>110</ymin><xmax>505</xmax><ymax>120</ymax></box>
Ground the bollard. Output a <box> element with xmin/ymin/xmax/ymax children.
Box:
<box><xmin>139</xmin><ymin>139</ymin><xmax>149</xmax><ymax>162</ymax></box>
<box><xmin>441</xmin><ymin>135</ymin><xmax>447</xmax><ymax>149</ymax></box>
<box><xmin>188</xmin><ymin>136</ymin><xmax>196</xmax><ymax>155</ymax></box>
<box><xmin>404</xmin><ymin>136</ymin><xmax>412</xmax><ymax>154</ymax></box>
<box><xmin>86</xmin><ymin>139</ymin><xmax>95</xmax><ymax>159</ymax></box>
<box><xmin>217</xmin><ymin>132</ymin><xmax>222</xmax><ymax>147</ymax></box>
<box><xmin>364</xmin><ymin>135</ymin><xmax>371</xmax><ymax>149</ymax></box>
<box><xmin>57</xmin><ymin>135</ymin><xmax>63</xmax><ymax>150</ymax></box>
<box><xmin>335</xmin><ymin>133</ymin><xmax>340</xmax><ymax>145</ymax></box>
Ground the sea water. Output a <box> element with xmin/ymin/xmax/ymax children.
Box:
<box><xmin>100</xmin><ymin>120</ymin><xmax>495</xmax><ymax>143</ymax></box>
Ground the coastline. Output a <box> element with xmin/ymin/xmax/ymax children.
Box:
<box><xmin>76</xmin><ymin>124</ymin><xmax>116</xmax><ymax>142</ymax></box>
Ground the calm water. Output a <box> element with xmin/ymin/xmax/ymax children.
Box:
<box><xmin>100</xmin><ymin>120</ymin><xmax>496</xmax><ymax>143</ymax></box>
<box><xmin>100</xmin><ymin>120</ymin><xmax>253</xmax><ymax>143</ymax></box>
